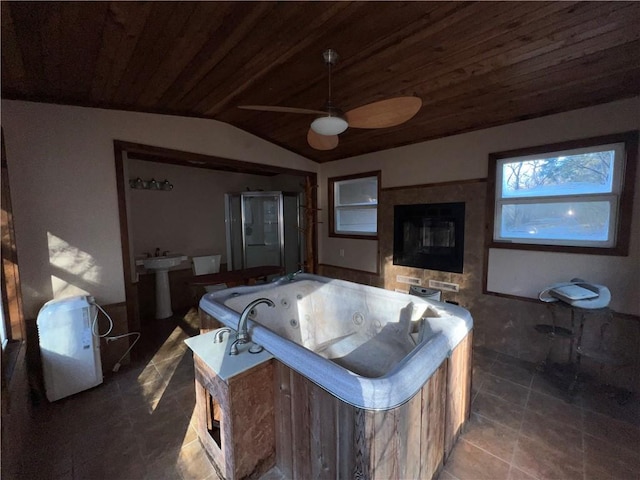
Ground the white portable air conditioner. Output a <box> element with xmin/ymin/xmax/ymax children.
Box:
<box><xmin>37</xmin><ymin>295</ymin><xmax>103</xmax><ymax>401</ymax></box>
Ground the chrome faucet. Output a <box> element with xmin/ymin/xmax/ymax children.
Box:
<box><xmin>286</xmin><ymin>269</ymin><xmax>303</xmax><ymax>281</ymax></box>
<box><xmin>230</xmin><ymin>298</ymin><xmax>275</xmax><ymax>355</ymax></box>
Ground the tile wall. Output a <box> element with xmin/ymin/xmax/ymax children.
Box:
<box><xmin>320</xmin><ymin>181</ymin><xmax>640</xmax><ymax>393</ymax></box>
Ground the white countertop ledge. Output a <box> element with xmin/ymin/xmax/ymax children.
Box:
<box><xmin>184</xmin><ymin>329</ymin><xmax>273</xmax><ymax>382</ymax></box>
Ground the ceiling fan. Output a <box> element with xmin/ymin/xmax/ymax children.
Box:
<box><xmin>238</xmin><ymin>49</ymin><xmax>422</xmax><ymax>151</ymax></box>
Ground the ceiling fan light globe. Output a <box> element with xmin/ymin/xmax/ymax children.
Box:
<box><xmin>310</xmin><ymin>116</ymin><xmax>348</xmax><ymax>136</ymax></box>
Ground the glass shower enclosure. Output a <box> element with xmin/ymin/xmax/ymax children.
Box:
<box><xmin>224</xmin><ymin>191</ymin><xmax>302</xmax><ymax>274</ymax></box>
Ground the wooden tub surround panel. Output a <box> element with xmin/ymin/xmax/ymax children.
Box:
<box><xmin>273</xmin><ymin>332</ymin><xmax>472</xmax><ymax>480</ymax></box>
<box><xmin>193</xmin><ymin>356</ymin><xmax>276</xmax><ymax>480</ymax></box>
<box><xmin>275</xmin><ymin>363</ymin><xmax>353</xmax><ymax>479</ymax></box>
<box><xmin>190</xmin><ymin>313</ymin><xmax>472</xmax><ymax>479</ymax></box>
<box><xmin>444</xmin><ymin>332</ymin><xmax>473</xmax><ymax>459</ymax></box>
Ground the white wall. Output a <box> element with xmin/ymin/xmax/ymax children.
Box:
<box><xmin>1</xmin><ymin>100</ymin><xmax>316</xmax><ymax>318</ymax></box>
<box><xmin>128</xmin><ymin>159</ymin><xmax>302</xmax><ymax>263</ymax></box>
<box><xmin>319</xmin><ymin>97</ymin><xmax>640</xmax><ymax>315</ymax></box>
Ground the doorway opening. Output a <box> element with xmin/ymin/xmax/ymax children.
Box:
<box><xmin>113</xmin><ymin>140</ymin><xmax>318</xmax><ymax>336</ymax></box>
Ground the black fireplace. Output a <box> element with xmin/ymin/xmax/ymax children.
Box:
<box><xmin>393</xmin><ymin>202</ymin><xmax>465</xmax><ymax>273</ymax></box>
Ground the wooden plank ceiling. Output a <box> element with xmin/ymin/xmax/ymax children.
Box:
<box><xmin>2</xmin><ymin>1</ymin><xmax>639</xmax><ymax>163</ymax></box>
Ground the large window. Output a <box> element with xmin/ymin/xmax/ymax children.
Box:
<box><xmin>329</xmin><ymin>171</ymin><xmax>380</xmax><ymax>239</ymax></box>
<box><xmin>488</xmin><ymin>131</ymin><xmax>637</xmax><ymax>255</ymax></box>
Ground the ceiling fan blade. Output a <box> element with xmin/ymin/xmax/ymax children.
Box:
<box><xmin>307</xmin><ymin>129</ymin><xmax>339</xmax><ymax>151</ymax></box>
<box><xmin>345</xmin><ymin>96</ymin><xmax>422</xmax><ymax>129</ymax></box>
<box><xmin>238</xmin><ymin>105</ymin><xmax>327</xmax><ymax>115</ymax></box>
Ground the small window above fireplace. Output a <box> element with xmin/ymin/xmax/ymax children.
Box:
<box><xmin>393</xmin><ymin>202</ymin><xmax>466</xmax><ymax>273</ymax></box>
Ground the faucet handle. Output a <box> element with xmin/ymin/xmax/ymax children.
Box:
<box><xmin>213</xmin><ymin>327</ymin><xmax>232</xmax><ymax>344</ymax></box>
<box><xmin>230</xmin><ymin>338</ymin><xmax>241</xmax><ymax>355</ymax></box>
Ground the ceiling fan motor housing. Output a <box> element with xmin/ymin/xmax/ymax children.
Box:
<box><xmin>322</xmin><ymin>48</ymin><xmax>339</xmax><ymax>66</ymax></box>
<box><xmin>323</xmin><ymin>101</ymin><xmax>345</xmax><ymax>119</ymax></box>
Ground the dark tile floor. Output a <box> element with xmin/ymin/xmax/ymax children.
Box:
<box><xmin>6</xmin><ymin>311</ymin><xmax>639</xmax><ymax>480</ymax></box>
<box><xmin>5</xmin><ymin>308</ymin><xmax>218</xmax><ymax>480</ymax></box>
<box><xmin>440</xmin><ymin>347</ymin><xmax>640</xmax><ymax>480</ymax></box>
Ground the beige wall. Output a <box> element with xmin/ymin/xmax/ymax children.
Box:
<box><xmin>3</xmin><ymin>97</ymin><xmax>638</xmax><ymax>317</ymax></box>
<box><xmin>318</xmin><ymin>97</ymin><xmax>640</xmax><ymax>315</ymax></box>
<box><xmin>1</xmin><ymin>100</ymin><xmax>316</xmax><ymax>318</ymax></box>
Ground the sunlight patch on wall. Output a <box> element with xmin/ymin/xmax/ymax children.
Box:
<box><xmin>47</xmin><ymin>232</ymin><xmax>102</xmax><ymax>298</ymax></box>
<box><xmin>49</xmin><ymin>275</ymin><xmax>90</xmax><ymax>299</ymax></box>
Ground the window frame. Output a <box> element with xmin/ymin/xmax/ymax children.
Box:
<box><xmin>486</xmin><ymin>131</ymin><xmax>638</xmax><ymax>256</ymax></box>
<box><xmin>328</xmin><ymin>171</ymin><xmax>381</xmax><ymax>240</ymax></box>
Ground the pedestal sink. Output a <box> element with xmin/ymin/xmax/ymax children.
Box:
<box><xmin>143</xmin><ymin>254</ymin><xmax>187</xmax><ymax>319</ymax></box>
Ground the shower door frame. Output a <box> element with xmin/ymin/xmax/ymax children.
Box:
<box><xmin>225</xmin><ymin>191</ymin><xmax>302</xmax><ymax>272</ymax></box>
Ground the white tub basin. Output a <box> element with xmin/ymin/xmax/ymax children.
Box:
<box><xmin>200</xmin><ymin>274</ymin><xmax>473</xmax><ymax>410</ymax></box>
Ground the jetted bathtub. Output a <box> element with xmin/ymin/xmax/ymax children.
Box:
<box><xmin>198</xmin><ymin>273</ymin><xmax>474</xmax><ymax>479</ymax></box>
<box><xmin>199</xmin><ymin>273</ymin><xmax>472</xmax><ymax>410</ymax></box>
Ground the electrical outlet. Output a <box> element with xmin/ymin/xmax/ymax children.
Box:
<box><xmin>339</xmin><ymin>249</ymin><xmax>345</xmax><ymax>257</ymax></box>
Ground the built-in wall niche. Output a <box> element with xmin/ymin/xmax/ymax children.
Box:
<box><xmin>393</xmin><ymin>202</ymin><xmax>465</xmax><ymax>273</ymax></box>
